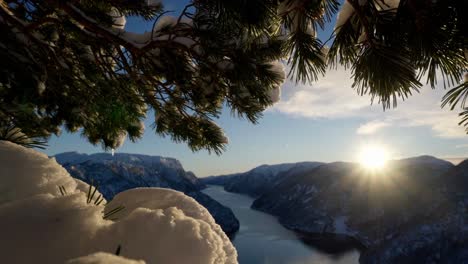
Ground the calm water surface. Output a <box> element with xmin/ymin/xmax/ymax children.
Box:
<box><xmin>202</xmin><ymin>185</ymin><xmax>360</xmax><ymax>264</ymax></box>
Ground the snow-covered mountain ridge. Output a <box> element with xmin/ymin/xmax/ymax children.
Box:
<box><xmin>55</xmin><ymin>152</ymin><xmax>183</xmax><ymax>169</ymax></box>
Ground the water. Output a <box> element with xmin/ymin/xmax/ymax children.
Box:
<box><xmin>202</xmin><ymin>185</ymin><xmax>360</xmax><ymax>264</ymax></box>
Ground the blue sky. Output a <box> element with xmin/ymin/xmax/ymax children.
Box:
<box><xmin>44</xmin><ymin>0</ymin><xmax>467</xmax><ymax>176</ymax></box>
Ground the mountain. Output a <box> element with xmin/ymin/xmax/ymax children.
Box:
<box><xmin>438</xmin><ymin>159</ymin><xmax>468</xmax><ymax>194</ymax></box>
<box><xmin>251</xmin><ymin>156</ymin><xmax>468</xmax><ymax>263</ymax></box>
<box><xmin>360</xmin><ymin>159</ymin><xmax>468</xmax><ymax>263</ymax></box>
<box><xmin>203</xmin><ymin>162</ymin><xmax>324</xmax><ymax>197</ymax></box>
<box><xmin>54</xmin><ymin>152</ymin><xmax>239</xmax><ymax>236</ymax></box>
<box><xmin>203</xmin><ymin>173</ymin><xmax>241</xmax><ymax>186</ymax></box>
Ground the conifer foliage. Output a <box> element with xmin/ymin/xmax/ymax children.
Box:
<box><xmin>0</xmin><ymin>0</ymin><xmax>466</xmax><ymax>153</ymax></box>
<box><xmin>330</xmin><ymin>0</ymin><xmax>467</xmax><ymax>132</ymax></box>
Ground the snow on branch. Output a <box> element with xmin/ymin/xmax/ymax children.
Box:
<box><xmin>62</xmin><ymin>3</ymin><xmax>198</xmax><ymax>56</ymax></box>
<box><xmin>267</xmin><ymin>61</ymin><xmax>286</xmax><ymax>104</ymax></box>
<box><xmin>334</xmin><ymin>0</ymin><xmax>355</xmax><ymax>32</ymax></box>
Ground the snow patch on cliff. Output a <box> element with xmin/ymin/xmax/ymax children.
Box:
<box><xmin>333</xmin><ymin>216</ymin><xmax>349</xmax><ymax>234</ymax></box>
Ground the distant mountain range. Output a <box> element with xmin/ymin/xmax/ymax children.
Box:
<box><xmin>204</xmin><ymin>156</ymin><xmax>468</xmax><ymax>263</ymax></box>
<box><xmin>54</xmin><ymin>152</ymin><xmax>239</xmax><ymax>236</ymax></box>
<box><xmin>203</xmin><ymin>162</ymin><xmax>324</xmax><ymax>197</ymax></box>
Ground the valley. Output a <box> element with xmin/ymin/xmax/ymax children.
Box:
<box><xmin>204</xmin><ymin>156</ymin><xmax>468</xmax><ymax>263</ymax></box>
<box><xmin>202</xmin><ymin>185</ymin><xmax>360</xmax><ymax>264</ymax></box>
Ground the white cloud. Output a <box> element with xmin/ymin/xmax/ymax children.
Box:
<box><xmin>456</xmin><ymin>144</ymin><xmax>468</xmax><ymax>148</ymax></box>
<box><xmin>273</xmin><ymin>68</ymin><xmax>372</xmax><ymax>119</ymax></box>
<box><xmin>357</xmin><ymin>121</ymin><xmax>390</xmax><ymax>135</ymax></box>
<box><xmin>272</xmin><ymin>67</ymin><xmax>466</xmax><ymax>139</ymax></box>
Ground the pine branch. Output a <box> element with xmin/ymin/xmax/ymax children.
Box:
<box><xmin>0</xmin><ymin>1</ymin><xmax>50</xmax><ymax>47</ymax></box>
<box><xmin>442</xmin><ymin>81</ymin><xmax>468</xmax><ymax>110</ymax></box>
<box><xmin>0</xmin><ymin>122</ymin><xmax>48</xmax><ymax>149</ymax></box>
<box><xmin>458</xmin><ymin>108</ymin><xmax>468</xmax><ymax>134</ymax></box>
<box><xmin>347</xmin><ymin>0</ymin><xmax>374</xmax><ymax>48</ymax></box>
<box><xmin>24</xmin><ymin>17</ymin><xmax>60</xmax><ymax>31</ymax></box>
<box><xmin>58</xmin><ymin>2</ymin><xmax>139</xmax><ymax>53</ymax></box>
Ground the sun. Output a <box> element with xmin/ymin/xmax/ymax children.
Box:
<box><xmin>359</xmin><ymin>145</ymin><xmax>388</xmax><ymax>169</ymax></box>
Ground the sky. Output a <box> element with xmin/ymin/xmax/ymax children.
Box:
<box><xmin>44</xmin><ymin>0</ymin><xmax>468</xmax><ymax>177</ymax></box>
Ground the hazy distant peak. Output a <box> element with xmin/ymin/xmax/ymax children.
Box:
<box><xmin>400</xmin><ymin>155</ymin><xmax>439</xmax><ymax>161</ymax></box>
<box><xmin>308</xmin><ymin>162</ymin><xmax>356</xmax><ymax>174</ymax></box>
<box><xmin>392</xmin><ymin>155</ymin><xmax>454</xmax><ymax>168</ymax></box>
<box><xmin>249</xmin><ymin>163</ymin><xmax>297</xmax><ymax>175</ymax></box>
<box><xmin>53</xmin><ymin>151</ymin><xmax>90</xmax><ymax>164</ymax></box>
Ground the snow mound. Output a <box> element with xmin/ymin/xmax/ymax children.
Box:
<box><xmin>0</xmin><ymin>141</ymin><xmax>237</xmax><ymax>264</ymax></box>
<box><xmin>66</xmin><ymin>252</ymin><xmax>145</xmax><ymax>264</ymax></box>
<box><xmin>101</xmin><ymin>188</ymin><xmax>237</xmax><ymax>264</ymax></box>
<box><xmin>0</xmin><ymin>141</ymin><xmax>83</xmax><ymax>204</ymax></box>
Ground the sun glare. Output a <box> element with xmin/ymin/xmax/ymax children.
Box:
<box><xmin>359</xmin><ymin>145</ymin><xmax>388</xmax><ymax>169</ymax></box>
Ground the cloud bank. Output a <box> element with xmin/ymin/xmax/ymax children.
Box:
<box><xmin>272</xmin><ymin>67</ymin><xmax>466</xmax><ymax>138</ymax></box>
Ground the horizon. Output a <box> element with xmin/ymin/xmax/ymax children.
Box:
<box><xmin>51</xmin><ymin>149</ymin><xmax>467</xmax><ymax>177</ymax></box>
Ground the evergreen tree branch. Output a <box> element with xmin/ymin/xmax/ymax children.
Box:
<box><xmin>347</xmin><ymin>0</ymin><xmax>374</xmax><ymax>47</ymax></box>
<box><xmin>58</xmin><ymin>2</ymin><xmax>139</xmax><ymax>53</ymax></box>
<box><xmin>441</xmin><ymin>81</ymin><xmax>468</xmax><ymax>110</ymax></box>
<box><xmin>24</xmin><ymin>17</ymin><xmax>61</xmax><ymax>31</ymax></box>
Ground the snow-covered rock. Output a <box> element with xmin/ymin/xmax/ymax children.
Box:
<box><xmin>0</xmin><ymin>141</ymin><xmax>237</xmax><ymax>264</ymax></box>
